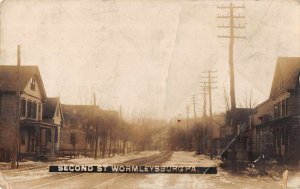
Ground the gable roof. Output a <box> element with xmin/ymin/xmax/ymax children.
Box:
<box><xmin>0</xmin><ymin>65</ymin><xmax>47</xmax><ymax>99</ymax></box>
<box><xmin>61</xmin><ymin>104</ymin><xmax>96</xmax><ymax>121</ymax></box>
<box><xmin>269</xmin><ymin>57</ymin><xmax>300</xmax><ymax>99</ymax></box>
<box><xmin>43</xmin><ymin>97</ymin><xmax>63</xmax><ymax>120</ymax></box>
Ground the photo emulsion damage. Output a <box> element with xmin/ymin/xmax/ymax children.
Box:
<box><xmin>0</xmin><ymin>0</ymin><xmax>299</xmax><ymax>189</ymax></box>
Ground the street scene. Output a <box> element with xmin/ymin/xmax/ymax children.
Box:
<box><xmin>0</xmin><ymin>0</ymin><xmax>299</xmax><ymax>189</ymax></box>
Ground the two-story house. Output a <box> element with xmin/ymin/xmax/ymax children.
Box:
<box><xmin>42</xmin><ymin>97</ymin><xmax>63</xmax><ymax>154</ymax></box>
<box><xmin>0</xmin><ymin>65</ymin><xmax>62</xmax><ymax>161</ymax></box>
<box><xmin>253</xmin><ymin>57</ymin><xmax>300</xmax><ymax>162</ymax></box>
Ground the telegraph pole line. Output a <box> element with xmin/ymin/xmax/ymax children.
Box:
<box><xmin>217</xmin><ymin>3</ymin><xmax>245</xmax><ymax>168</ymax></box>
<box><xmin>200</xmin><ymin>82</ymin><xmax>208</xmax><ymax>119</ymax></box>
<box><xmin>190</xmin><ymin>94</ymin><xmax>199</xmax><ymax>153</ymax></box>
<box><xmin>202</xmin><ymin>70</ymin><xmax>217</xmax><ymax>159</ymax></box>
<box><xmin>202</xmin><ymin>70</ymin><xmax>217</xmax><ymax>120</ymax></box>
<box><xmin>186</xmin><ymin>105</ymin><xmax>189</xmax><ymax>151</ymax></box>
<box><xmin>192</xmin><ymin>94</ymin><xmax>197</xmax><ymax>124</ymax></box>
<box><xmin>217</xmin><ymin>3</ymin><xmax>245</xmax><ymax>111</ymax></box>
<box><xmin>199</xmin><ymin>81</ymin><xmax>207</xmax><ymax>154</ymax></box>
<box><xmin>118</xmin><ymin>105</ymin><xmax>122</xmax><ymax>155</ymax></box>
<box><xmin>93</xmin><ymin>92</ymin><xmax>98</xmax><ymax>160</ymax></box>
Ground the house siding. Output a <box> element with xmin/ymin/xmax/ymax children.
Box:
<box><xmin>0</xmin><ymin>94</ymin><xmax>17</xmax><ymax>150</ymax></box>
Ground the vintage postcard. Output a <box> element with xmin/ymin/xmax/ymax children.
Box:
<box><xmin>0</xmin><ymin>0</ymin><xmax>299</xmax><ymax>189</ymax></box>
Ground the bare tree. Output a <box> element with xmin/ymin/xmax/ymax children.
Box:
<box><xmin>223</xmin><ymin>85</ymin><xmax>230</xmax><ymax>111</ymax></box>
<box><xmin>240</xmin><ymin>89</ymin><xmax>257</xmax><ymax>108</ymax></box>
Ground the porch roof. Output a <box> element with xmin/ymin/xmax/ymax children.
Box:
<box><xmin>20</xmin><ymin>119</ymin><xmax>59</xmax><ymax>129</ymax></box>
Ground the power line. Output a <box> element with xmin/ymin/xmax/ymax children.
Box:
<box><xmin>217</xmin><ymin>2</ymin><xmax>246</xmax><ymax>111</ymax></box>
<box><xmin>201</xmin><ymin>70</ymin><xmax>218</xmax><ymax>158</ymax></box>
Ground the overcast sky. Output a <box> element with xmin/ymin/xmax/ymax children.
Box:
<box><xmin>0</xmin><ymin>0</ymin><xmax>299</xmax><ymax>119</ymax></box>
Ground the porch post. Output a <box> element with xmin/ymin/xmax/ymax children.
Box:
<box><xmin>56</xmin><ymin>127</ymin><xmax>60</xmax><ymax>152</ymax></box>
<box><xmin>35</xmin><ymin>126</ymin><xmax>40</xmax><ymax>154</ymax></box>
<box><xmin>51</xmin><ymin>128</ymin><xmax>55</xmax><ymax>154</ymax></box>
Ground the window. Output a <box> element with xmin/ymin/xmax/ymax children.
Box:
<box><xmin>38</xmin><ymin>104</ymin><xmax>42</xmax><ymax>120</ymax></box>
<box><xmin>27</xmin><ymin>101</ymin><xmax>32</xmax><ymax>118</ymax></box>
<box><xmin>279</xmin><ymin>101</ymin><xmax>282</xmax><ymax>118</ymax></box>
<box><xmin>286</xmin><ymin>97</ymin><xmax>290</xmax><ymax>115</ymax></box>
<box><xmin>274</xmin><ymin>97</ymin><xmax>290</xmax><ymax>119</ymax></box>
<box><xmin>282</xmin><ymin>99</ymin><xmax>286</xmax><ymax>117</ymax></box>
<box><xmin>27</xmin><ymin>101</ymin><xmax>37</xmax><ymax>119</ymax></box>
<box><xmin>20</xmin><ymin>98</ymin><xmax>26</xmax><ymax>117</ymax></box>
<box><xmin>30</xmin><ymin>78</ymin><xmax>36</xmax><ymax>91</ymax></box>
<box><xmin>32</xmin><ymin>101</ymin><xmax>37</xmax><ymax>119</ymax></box>
<box><xmin>274</xmin><ymin>103</ymin><xmax>279</xmax><ymax>119</ymax></box>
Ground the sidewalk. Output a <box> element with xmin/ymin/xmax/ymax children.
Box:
<box><xmin>1</xmin><ymin>151</ymin><xmax>160</xmax><ymax>183</ymax></box>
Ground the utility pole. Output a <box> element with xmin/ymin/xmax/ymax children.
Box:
<box><xmin>199</xmin><ymin>81</ymin><xmax>207</xmax><ymax>154</ymax></box>
<box><xmin>186</xmin><ymin>105</ymin><xmax>189</xmax><ymax>151</ymax></box>
<box><xmin>191</xmin><ymin>94</ymin><xmax>200</xmax><ymax>153</ymax></box>
<box><xmin>217</xmin><ymin>3</ymin><xmax>245</xmax><ymax>112</ymax></box>
<box><xmin>12</xmin><ymin>45</ymin><xmax>21</xmax><ymax>169</ymax></box>
<box><xmin>93</xmin><ymin>92</ymin><xmax>98</xmax><ymax>160</ymax></box>
<box><xmin>202</xmin><ymin>70</ymin><xmax>217</xmax><ymax>159</ymax></box>
<box><xmin>217</xmin><ymin>2</ymin><xmax>245</xmax><ymax>168</ymax></box>
<box><xmin>192</xmin><ymin>94</ymin><xmax>197</xmax><ymax>124</ymax></box>
<box><xmin>119</xmin><ymin>105</ymin><xmax>124</xmax><ymax>154</ymax></box>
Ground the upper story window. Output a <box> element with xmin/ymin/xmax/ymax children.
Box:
<box><xmin>30</xmin><ymin>78</ymin><xmax>36</xmax><ymax>91</ymax></box>
<box><xmin>38</xmin><ymin>103</ymin><xmax>42</xmax><ymax>120</ymax></box>
<box><xmin>27</xmin><ymin>100</ymin><xmax>37</xmax><ymax>119</ymax></box>
<box><xmin>20</xmin><ymin>98</ymin><xmax>27</xmax><ymax>117</ymax></box>
<box><xmin>274</xmin><ymin>97</ymin><xmax>290</xmax><ymax>119</ymax></box>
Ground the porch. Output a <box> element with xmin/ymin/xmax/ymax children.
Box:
<box><xmin>19</xmin><ymin>120</ymin><xmax>59</xmax><ymax>160</ymax></box>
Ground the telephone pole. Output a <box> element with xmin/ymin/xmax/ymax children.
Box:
<box><xmin>186</xmin><ymin>105</ymin><xmax>189</xmax><ymax>151</ymax></box>
<box><xmin>118</xmin><ymin>105</ymin><xmax>122</xmax><ymax>154</ymax></box>
<box><xmin>217</xmin><ymin>3</ymin><xmax>245</xmax><ymax>168</ymax></box>
<box><xmin>12</xmin><ymin>45</ymin><xmax>21</xmax><ymax>169</ymax></box>
<box><xmin>202</xmin><ymin>70</ymin><xmax>217</xmax><ymax>159</ymax></box>
<box><xmin>199</xmin><ymin>81</ymin><xmax>207</xmax><ymax>154</ymax></box>
<box><xmin>217</xmin><ymin>3</ymin><xmax>245</xmax><ymax>111</ymax></box>
<box><xmin>192</xmin><ymin>94</ymin><xmax>197</xmax><ymax>124</ymax></box>
<box><xmin>93</xmin><ymin>92</ymin><xmax>98</xmax><ymax>160</ymax></box>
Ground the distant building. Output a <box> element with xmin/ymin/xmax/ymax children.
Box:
<box><xmin>219</xmin><ymin>108</ymin><xmax>254</xmax><ymax>162</ymax></box>
<box><xmin>0</xmin><ymin>66</ymin><xmax>62</xmax><ymax>161</ymax></box>
<box><xmin>60</xmin><ymin>104</ymin><xmax>95</xmax><ymax>155</ymax></box>
<box><xmin>60</xmin><ymin>104</ymin><xmax>121</xmax><ymax>157</ymax></box>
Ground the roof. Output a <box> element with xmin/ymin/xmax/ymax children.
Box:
<box><xmin>43</xmin><ymin>97</ymin><xmax>61</xmax><ymax>119</ymax></box>
<box><xmin>61</xmin><ymin>104</ymin><xmax>97</xmax><ymax>121</ymax></box>
<box><xmin>0</xmin><ymin>65</ymin><xmax>47</xmax><ymax>99</ymax></box>
<box><xmin>226</xmin><ymin>108</ymin><xmax>254</xmax><ymax>125</ymax></box>
<box><xmin>253</xmin><ymin>99</ymin><xmax>273</xmax><ymax>126</ymax></box>
<box><xmin>269</xmin><ymin>57</ymin><xmax>300</xmax><ymax>99</ymax></box>
<box><xmin>61</xmin><ymin>105</ymin><xmax>121</xmax><ymax>126</ymax></box>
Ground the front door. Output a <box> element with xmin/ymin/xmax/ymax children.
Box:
<box><xmin>28</xmin><ymin>135</ymin><xmax>35</xmax><ymax>152</ymax></box>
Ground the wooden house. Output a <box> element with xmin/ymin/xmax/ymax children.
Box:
<box><xmin>0</xmin><ymin>66</ymin><xmax>62</xmax><ymax>161</ymax></box>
